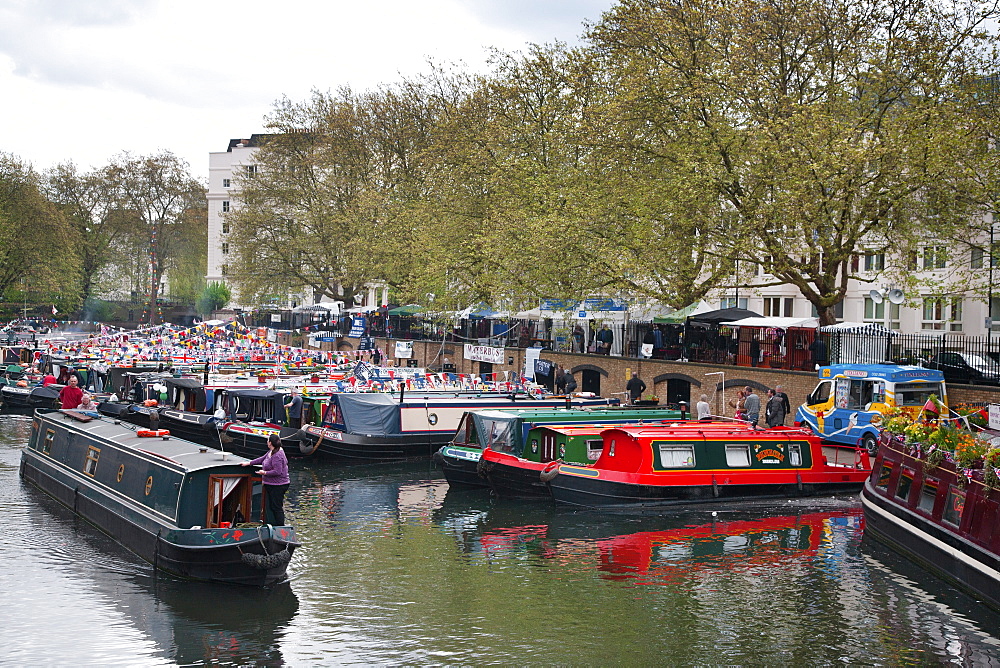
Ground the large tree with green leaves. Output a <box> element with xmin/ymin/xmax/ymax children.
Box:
<box><xmin>0</xmin><ymin>154</ymin><xmax>80</xmax><ymax>309</ymax></box>
<box><xmin>586</xmin><ymin>0</ymin><xmax>1000</xmax><ymax>322</ymax></box>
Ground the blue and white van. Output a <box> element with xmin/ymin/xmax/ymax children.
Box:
<box><xmin>794</xmin><ymin>364</ymin><xmax>947</xmax><ymax>452</ymax></box>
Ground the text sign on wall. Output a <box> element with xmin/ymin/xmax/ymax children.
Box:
<box><xmin>395</xmin><ymin>341</ymin><xmax>413</xmax><ymax>359</ymax></box>
<box><xmin>989</xmin><ymin>404</ymin><xmax>1000</xmax><ymax>430</ymax></box>
<box><xmin>465</xmin><ymin>343</ymin><xmax>505</xmax><ymax>365</ymax></box>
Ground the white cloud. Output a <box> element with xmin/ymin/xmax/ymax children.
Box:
<box><xmin>0</xmin><ymin>0</ymin><xmax>613</xmax><ymax>174</ymax></box>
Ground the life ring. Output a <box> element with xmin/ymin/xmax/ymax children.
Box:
<box><xmin>539</xmin><ymin>461</ymin><xmax>560</xmax><ymax>482</ymax></box>
<box><xmin>137</xmin><ymin>429</ymin><xmax>170</xmax><ymax>438</ymax></box>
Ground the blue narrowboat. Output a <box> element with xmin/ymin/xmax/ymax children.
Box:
<box><xmin>20</xmin><ymin>408</ymin><xmax>299</xmax><ymax>586</ymax></box>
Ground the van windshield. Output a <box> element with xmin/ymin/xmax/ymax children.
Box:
<box><xmin>894</xmin><ymin>383</ymin><xmax>944</xmax><ymax>406</ymax></box>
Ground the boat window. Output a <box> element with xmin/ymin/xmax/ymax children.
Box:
<box><xmin>943</xmin><ymin>487</ymin><xmax>965</xmax><ymax>526</ymax></box>
<box><xmin>658</xmin><ymin>444</ymin><xmax>696</xmax><ymax>468</ymax></box>
<box><xmin>725</xmin><ymin>445</ymin><xmax>751</xmax><ymax>467</ymax></box>
<box><xmin>145</xmin><ymin>475</ymin><xmax>154</xmax><ymax>496</ymax></box>
<box><xmin>83</xmin><ymin>446</ymin><xmax>100</xmax><ymax>476</ymax></box>
<box><xmin>117</xmin><ymin>464</ymin><xmax>125</xmax><ymax>483</ymax></box>
<box><xmin>788</xmin><ymin>444</ymin><xmax>802</xmax><ymax>467</ymax></box>
<box><xmin>42</xmin><ymin>429</ymin><xmax>54</xmax><ymax>454</ymax></box>
<box><xmin>918</xmin><ymin>478</ymin><xmax>938</xmax><ymax>513</ymax></box>
<box><xmin>895</xmin><ymin>468</ymin><xmax>914</xmax><ymax>502</ymax></box>
<box><xmin>484</xmin><ymin>419</ymin><xmax>514</xmax><ymax>453</ymax></box>
<box><xmin>586</xmin><ymin>439</ymin><xmax>603</xmax><ymax>461</ymax></box>
<box><xmin>894</xmin><ymin>383</ymin><xmax>944</xmax><ymax>407</ymax></box>
<box><xmin>875</xmin><ymin>463</ymin><xmax>893</xmax><ymax>490</ymax></box>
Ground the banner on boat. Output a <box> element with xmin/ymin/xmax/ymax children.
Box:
<box><xmin>395</xmin><ymin>341</ymin><xmax>413</xmax><ymax>359</ymax></box>
<box><xmin>465</xmin><ymin>343</ymin><xmax>505</xmax><ymax>364</ymax></box>
<box><xmin>348</xmin><ymin>316</ymin><xmax>366</xmax><ymax>338</ymax></box>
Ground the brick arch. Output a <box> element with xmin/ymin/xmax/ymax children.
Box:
<box><xmin>652</xmin><ymin>373</ymin><xmax>701</xmax><ymax>387</ymax></box>
<box><xmin>724</xmin><ymin>378</ymin><xmax>769</xmax><ymax>393</ymax></box>
<box><xmin>569</xmin><ymin>363</ymin><xmax>609</xmax><ymax>378</ymax></box>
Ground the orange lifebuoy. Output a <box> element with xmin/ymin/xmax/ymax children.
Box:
<box><xmin>143</xmin><ymin>399</ymin><xmax>159</xmax><ymax>407</ymax></box>
<box><xmin>137</xmin><ymin>429</ymin><xmax>170</xmax><ymax>437</ymax></box>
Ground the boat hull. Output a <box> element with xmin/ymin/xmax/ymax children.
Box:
<box><xmin>481</xmin><ymin>458</ymin><xmax>553</xmax><ymax>499</ymax></box>
<box><xmin>305</xmin><ymin>425</ymin><xmax>450</xmax><ymax>461</ymax></box>
<box><xmin>433</xmin><ymin>446</ymin><xmax>488</xmax><ymax>488</ymax></box>
<box><xmin>20</xmin><ymin>418</ymin><xmax>297</xmax><ymax>586</ymax></box>
<box><xmin>548</xmin><ymin>466</ymin><xmax>866</xmax><ymax>508</ymax></box>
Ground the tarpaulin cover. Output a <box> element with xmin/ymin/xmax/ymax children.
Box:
<box><xmin>331</xmin><ymin>393</ymin><xmax>400</xmax><ymax>435</ymax></box>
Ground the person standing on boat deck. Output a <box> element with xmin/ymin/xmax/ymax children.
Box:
<box><xmin>743</xmin><ymin>386</ymin><xmax>760</xmax><ymax>428</ymax></box>
<box><xmin>697</xmin><ymin>394</ymin><xmax>712</xmax><ymax>420</ymax></box>
<box><xmin>775</xmin><ymin>385</ymin><xmax>791</xmax><ymax>425</ymax></box>
<box><xmin>765</xmin><ymin>389</ymin><xmax>785</xmax><ymax>428</ymax></box>
<box><xmin>78</xmin><ymin>393</ymin><xmax>96</xmax><ymax>411</ymax></box>
<box><xmin>284</xmin><ymin>389</ymin><xmax>303</xmax><ymax>427</ymax></box>
<box><xmin>626</xmin><ymin>372</ymin><xmax>646</xmax><ymax>404</ymax></box>
<box><xmin>596</xmin><ymin>324</ymin><xmax>614</xmax><ymax>355</ymax></box>
<box><xmin>555</xmin><ymin>365</ymin><xmax>567</xmax><ymax>394</ymax></box>
<box><xmin>241</xmin><ymin>434</ymin><xmax>290</xmax><ymax>526</ymax></box>
<box><xmin>58</xmin><ymin>375</ymin><xmax>83</xmax><ymax>409</ymax></box>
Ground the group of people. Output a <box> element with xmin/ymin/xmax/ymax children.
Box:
<box><xmin>727</xmin><ymin>385</ymin><xmax>791</xmax><ymax>428</ymax></box>
<box><xmin>56</xmin><ymin>375</ymin><xmax>97</xmax><ymax>411</ymax></box>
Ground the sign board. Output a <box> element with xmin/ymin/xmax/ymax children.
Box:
<box><xmin>270</xmin><ymin>314</ymin><xmax>281</xmax><ymax>323</ymax></box>
<box><xmin>348</xmin><ymin>316</ymin><xmax>366</xmax><ymax>338</ymax></box>
<box><xmin>318</xmin><ymin>336</ymin><xmax>337</xmax><ymax>342</ymax></box>
<box><xmin>465</xmin><ymin>343</ymin><xmax>505</xmax><ymax>365</ymax></box>
<box><xmin>406</xmin><ymin>358</ymin><xmax>419</xmax><ymax>367</ymax></box>
<box><xmin>359</xmin><ymin>335</ymin><xmax>375</xmax><ymax>350</ymax></box>
<box><xmin>395</xmin><ymin>341</ymin><xmax>413</xmax><ymax>359</ymax></box>
<box><xmin>990</xmin><ymin>404</ymin><xmax>1000</xmax><ymax>430</ymax></box>
<box><xmin>524</xmin><ymin>347</ymin><xmax>541</xmax><ymax>380</ymax></box>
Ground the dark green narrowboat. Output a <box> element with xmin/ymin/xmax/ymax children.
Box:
<box><xmin>20</xmin><ymin>408</ymin><xmax>299</xmax><ymax>586</ymax></box>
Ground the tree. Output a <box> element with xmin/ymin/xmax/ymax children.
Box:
<box><xmin>105</xmin><ymin>152</ymin><xmax>205</xmax><ymax>324</ymax></box>
<box><xmin>0</xmin><ymin>153</ymin><xmax>80</xmax><ymax>308</ymax></box>
<box><xmin>587</xmin><ymin>0</ymin><xmax>1000</xmax><ymax>323</ymax></box>
<box><xmin>197</xmin><ymin>281</ymin><xmax>231</xmax><ymax>315</ymax></box>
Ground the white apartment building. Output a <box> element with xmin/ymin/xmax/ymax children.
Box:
<box><xmin>206</xmin><ymin>134</ymin><xmax>389</xmax><ymax>312</ymax></box>
<box><xmin>710</xmin><ymin>237</ymin><xmax>997</xmax><ymax>337</ymax></box>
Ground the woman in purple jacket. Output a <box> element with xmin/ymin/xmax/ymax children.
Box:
<box><xmin>241</xmin><ymin>434</ymin><xmax>290</xmax><ymax>526</ymax></box>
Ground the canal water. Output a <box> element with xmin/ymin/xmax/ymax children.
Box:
<box><xmin>1</xmin><ymin>414</ymin><xmax>999</xmax><ymax>665</ymax></box>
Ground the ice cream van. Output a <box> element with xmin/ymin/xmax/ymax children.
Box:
<box><xmin>793</xmin><ymin>363</ymin><xmax>947</xmax><ymax>453</ymax></box>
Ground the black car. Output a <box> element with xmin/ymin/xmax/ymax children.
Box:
<box><xmin>924</xmin><ymin>352</ymin><xmax>1000</xmax><ymax>385</ymax></box>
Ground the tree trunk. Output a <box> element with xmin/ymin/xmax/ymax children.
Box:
<box><xmin>817</xmin><ymin>303</ymin><xmax>838</xmax><ymax>326</ymax></box>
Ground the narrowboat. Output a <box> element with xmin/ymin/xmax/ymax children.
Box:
<box><xmin>437</xmin><ymin>406</ymin><xmax>684</xmax><ymax>489</ymax></box>
<box><xmin>19</xmin><ymin>408</ymin><xmax>299</xmax><ymax>585</ymax></box>
<box><xmin>483</xmin><ymin>421</ymin><xmax>871</xmax><ymax>508</ymax></box>
<box><xmin>304</xmin><ymin>392</ymin><xmax>620</xmax><ymax>462</ymax></box>
<box><xmin>1</xmin><ymin>382</ymin><xmax>62</xmax><ymax>413</ymax></box>
<box><xmin>794</xmin><ymin>363</ymin><xmax>947</xmax><ymax>453</ymax></box>
<box><xmin>861</xmin><ymin>430</ymin><xmax>1000</xmax><ymax>610</ymax></box>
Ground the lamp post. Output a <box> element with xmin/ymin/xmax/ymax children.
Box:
<box><xmin>989</xmin><ymin>221</ymin><xmax>995</xmax><ymax>352</ymax></box>
<box><xmin>706</xmin><ymin>371</ymin><xmax>725</xmax><ymax>416</ymax></box>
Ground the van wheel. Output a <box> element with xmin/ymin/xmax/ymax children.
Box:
<box><xmin>862</xmin><ymin>434</ymin><xmax>878</xmax><ymax>456</ymax></box>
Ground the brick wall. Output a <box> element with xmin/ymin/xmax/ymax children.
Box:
<box><xmin>353</xmin><ymin>338</ymin><xmax>1000</xmax><ymax>412</ymax></box>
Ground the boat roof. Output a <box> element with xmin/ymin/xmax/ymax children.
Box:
<box><xmin>818</xmin><ymin>364</ymin><xmax>945</xmax><ymax>382</ymax></box>
<box><xmin>605</xmin><ymin>423</ymin><xmax>815</xmax><ymax>440</ymax></box>
<box><xmin>470</xmin><ymin>407</ymin><xmax>680</xmax><ymax>421</ymax></box>
<box><xmin>37</xmin><ymin>409</ymin><xmax>250</xmax><ymax>473</ymax></box>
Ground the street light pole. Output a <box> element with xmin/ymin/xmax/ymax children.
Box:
<box><xmin>989</xmin><ymin>221</ymin><xmax>995</xmax><ymax>353</ymax></box>
<box><xmin>706</xmin><ymin>371</ymin><xmax>725</xmax><ymax>416</ymax></box>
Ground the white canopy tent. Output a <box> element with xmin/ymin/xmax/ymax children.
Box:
<box><xmin>721</xmin><ymin>316</ymin><xmax>820</xmax><ymax>328</ymax></box>
<box><xmin>820</xmin><ymin>321</ymin><xmax>895</xmax><ymax>364</ymax></box>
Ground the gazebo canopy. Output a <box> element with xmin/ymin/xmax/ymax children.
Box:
<box><xmin>388</xmin><ymin>304</ymin><xmax>424</xmax><ymax>316</ymax></box>
<box><xmin>652</xmin><ymin>300</ymin><xmax>714</xmax><ymax>324</ymax></box>
<box><xmin>686</xmin><ymin>307</ymin><xmax>761</xmax><ymax>325</ymax></box>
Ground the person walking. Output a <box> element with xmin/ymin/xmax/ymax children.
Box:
<box><xmin>626</xmin><ymin>372</ymin><xmax>647</xmax><ymax>404</ymax></box>
<box><xmin>775</xmin><ymin>385</ymin><xmax>791</xmax><ymax>425</ymax></box>
<box><xmin>696</xmin><ymin>394</ymin><xmax>711</xmax><ymax>420</ymax></box>
<box><xmin>743</xmin><ymin>386</ymin><xmax>760</xmax><ymax>427</ymax></box>
<box><xmin>555</xmin><ymin>365</ymin><xmax>567</xmax><ymax>394</ymax></box>
<box><xmin>241</xmin><ymin>434</ymin><xmax>290</xmax><ymax>526</ymax></box>
<box><xmin>765</xmin><ymin>389</ymin><xmax>786</xmax><ymax>428</ymax></box>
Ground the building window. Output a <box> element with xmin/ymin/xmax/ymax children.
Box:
<box><xmin>222</xmin><ymin>242</ymin><xmax>229</xmax><ymax>255</ymax></box>
<box><xmin>222</xmin><ymin>200</ymin><xmax>230</xmax><ymax>213</ymax></box>
<box><xmin>784</xmin><ymin>297</ymin><xmax>794</xmax><ymax>317</ymax></box>
<box><xmin>864</xmin><ymin>252</ymin><xmax>885</xmax><ymax>272</ymax></box>
<box><xmin>84</xmin><ymin>446</ymin><xmax>100</xmax><ymax>476</ymax></box>
<box><xmin>864</xmin><ymin>297</ymin><xmax>885</xmax><ymax>322</ymax></box>
<box><xmin>922</xmin><ymin>246</ymin><xmax>947</xmax><ymax>269</ymax></box>
<box><xmin>222</xmin><ymin>222</ymin><xmax>230</xmax><ymax>234</ymax></box>
<box><xmin>972</xmin><ymin>247</ymin><xmax>983</xmax><ymax>269</ymax></box>
<box><xmin>763</xmin><ymin>297</ymin><xmax>781</xmax><ymax>317</ymax></box>
<box><xmin>720</xmin><ymin>296</ymin><xmax>748</xmax><ymax>310</ymax></box>
<box><xmin>222</xmin><ymin>178</ymin><xmax>231</xmax><ymax>188</ymax></box>
<box><xmin>221</xmin><ymin>264</ymin><xmax>228</xmax><ymax>276</ymax></box>
<box><xmin>922</xmin><ymin>297</ymin><xmax>962</xmax><ymax>331</ymax></box>
<box><xmin>246</xmin><ymin>165</ymin><xmax>257</xmax><ymax>177</ymax></box>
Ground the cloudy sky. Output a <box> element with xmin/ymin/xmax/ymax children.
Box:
<box><xmin>0</xmin><ymin>0</ymin><xmax>616</xmax><ymax>178</ymax></box>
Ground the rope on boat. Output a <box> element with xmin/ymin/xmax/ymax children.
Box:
<box><xmin>239</xmin><ymin>525</ymin><xmax>292</xmax><ymax>570</ymax></box>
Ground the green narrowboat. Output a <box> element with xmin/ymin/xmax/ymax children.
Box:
<box><xmin>435</xmin><ymin>406</ymin><xmax>685</xmax><ymax>488</ymax></box>
<box><xmin>19</xmin><ymin>408</ymin><xmax>299</xmax><ymax>586</ymax></box>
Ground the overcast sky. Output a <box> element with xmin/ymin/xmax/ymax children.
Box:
<box><xmin>0</xmin><ymin>0</ymin><xmax>616</xmax><ymax>178</ymax></box>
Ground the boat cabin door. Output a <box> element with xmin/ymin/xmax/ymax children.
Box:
<box><xmin>541</xmin><ymin>432</ymin><xmax>558</xmax><ymax>462</ymax></box>
<box><xmin>207</xmin><ymin>474</ymin><xmax>254</xmax><ymax>528</ymax></box>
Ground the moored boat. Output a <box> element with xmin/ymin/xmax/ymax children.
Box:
<box><xmin>861</xmin><ymin>428</ymin><xmax>1000</xmax><ymax>609</ymax></box>
<box><xmin>19</xmin><ymin>408</ymin><xmax>299</xmax><ymax>585</ymax></box>
<box><xmin>438</xmin><ymin>406</ymin><xmax>684</xmax><ymax>490</ymax></box>
<box><xmin>483</xmin><ymin>421</ymin><xmax>870</xmax><ymax>508</ymax></box>
<box><xmin>305</xmin><ymin>392</ymin><xmax>620</xmax><ymax>462</ymax></box>
<box><xmin>1</xmin><ymin>382</ymin><xmax>62</xmax><ymax>413</ymax></box>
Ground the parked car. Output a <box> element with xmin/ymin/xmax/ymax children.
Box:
<box><xmin>923</xmin><ymin>352</ymin><xmax>1000</xmax><ymax>385</ymax></box>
